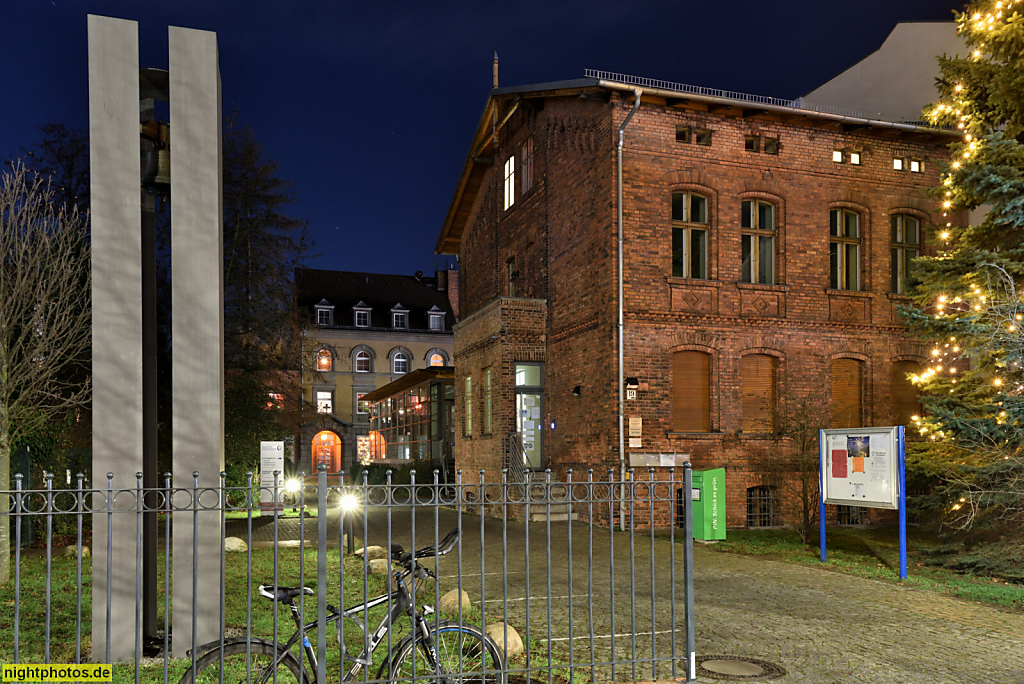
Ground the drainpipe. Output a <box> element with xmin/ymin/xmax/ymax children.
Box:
<box><xmin>617</xmin><ymin>88</ymin><xmax>642</xmax><ymax>530</ymax></box>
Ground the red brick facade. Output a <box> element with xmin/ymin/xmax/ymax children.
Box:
<box><xmin>440</xmin><ymin>79</ymin><xmax>956</xmax><ymax>528</ymax></box>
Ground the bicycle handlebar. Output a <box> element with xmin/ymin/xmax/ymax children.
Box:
<box><xmin>390</xmin><ymin>528</ymin><xmax>460</xmax><ymax>565</ymax></box>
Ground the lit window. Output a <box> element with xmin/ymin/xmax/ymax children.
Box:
<box><xmin>354</xmin><ymin>309</ymin><xmax>369</xmax><ymax>327</ymax></box>
<box><xmin>671</xmin><ymin>191</ymin><xmax>709</xmax><ymax>279</ymax></box>
<box><xmin>392</xmin><ymin>311</ymin><xmax>408</xmax><ymax>329</ymax></box>
<box><xmin>483</xmin><ymin>367</ymin><xmax>493</xmax><ymax>434</ymax></box>
<box><xmin>910</xmin><ymin>159</ymin><xmax>922</xmax><ymax>173</ymax></box>
<box><xmin>429</xmin><ymin>313</ymin><xmax>444</xmax><ymax>331</ymax></box>
<box><xmin>522</xmin><ymin>139</ymin><xmax>534</xmax><ymax>193</ymax></box>
<box><xmin>356</xmin><ymin>392</ymin><xmax>369</xmax><ymax>415</ymax></box>
<box><xmin>316</xmin><ymin>391</ymin><xmax>333</xmax><ymax>414</ymax></box>
<box><xmin>832</xmin><ymin>149</ymin><xmax>844</xmax><ymax>163</ymax></box>
<box><xmin>429</xmin><ymin>353</ymin><xmax>445</xmax><ymax>367</ymax></box>
<box><xmin>849</xmin><ymin>151</ymin><xmax>861</xmax><ymax>165</ymax></box>
<box><xmin>744</xmin><ymin>135</ymin><xmax>760</xmax><ymax>152</ymax></box>
<box><xmin>393</xmin><ymin>352</ymin><xmax>409</xmax><ymax>374</ymax></box>
<box><xmin>763</xmin><ymin>138</ymin><xmax>780</xmax><ymax>155</ymax></box>
<box><xmin>266</xmin><ymin>393</ymin><xmax>284</xmax><ymax>410</ymax></box>
<box><xmin>829</xmin><ymin>209</ymin><xmax>860</xmax><ymax>291</ymax></box>
<box><xmin>890</xmin><ymin>215</ymin><xmax>920</xmax><ymax>294</ymax></box>
<box><xmin>693</xmin><ymin>128</ymin><xmax>712</xmax><ymax>146</ymax></box>
<box><xmin>504</xmin><ymin>156</ymin><xmax>516</xmax><ymax>210</ymax></box>
<box><xmin>464</xmin><ymin>376</ymin><xmax>473</xmax><ymax>436</ymax></box>
<box><xmin>355</xmin><ymin>351</ymin><xmax>371</xmax><ymax>373</ymax></box>
<box><xmin>740</xmin><ymin>200</ymin><xmax>775</xmax><ymax>285</ymax></box>
<box><xmin>893</xmin><ymin>158</ymin><xmax>905</xmax><ymax>171</ymax></box>
<box><xmin>316</xmin><ymin>349</ymin><xmax>332</xmax><ymax>371</ymax></box>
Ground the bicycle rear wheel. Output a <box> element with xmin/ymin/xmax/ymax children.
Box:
<box><xmin>385</xmin><ymin>621</ymin><xmax>506</xmax><ymax>684</ymax></box>
<box><xmin>177</xmin><ymin>639</ymin><xmax>307</xmax><ymax>684</ymax></box>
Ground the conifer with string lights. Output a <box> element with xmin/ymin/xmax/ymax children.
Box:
<box><xmin>901</xmin><ymin>0</ymin><xmax>1024</xmax><ymax>528</ymax></box>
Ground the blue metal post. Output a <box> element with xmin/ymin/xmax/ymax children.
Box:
<box><xmin>898</xmin><ymin>426</ymin><xmax>907</xmax><ymax>580</ymax></box>
<box><xmin>819</xmin><ymin>429</ymin><xmax>826</xmax><ymax>564</ymax></box>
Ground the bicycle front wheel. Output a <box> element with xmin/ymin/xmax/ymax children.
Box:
<box><xmin>385</xmin><ymin>621</ymin><xmax>506</xmax><ymax>684</ymax></box>
<box><xmin>177</xmin><ymin>639</ymin><xmax>307</xmax><ymax>684</ymax></box>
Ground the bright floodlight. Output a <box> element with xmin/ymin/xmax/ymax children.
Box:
<box><xmin>339</xmin><ymin>491</ymin><xmax>360</xmax><ymax>513</ymax></box>
<box><xmin>283</xmin><ymin>478</ymin><xmax>301</xmax><ymax>494</ymax></box>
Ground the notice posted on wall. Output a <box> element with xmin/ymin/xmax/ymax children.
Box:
<box><xmin>821</xmin><ymin>427</ymin><xmax>899</xmax><ymax>510</ymax></box>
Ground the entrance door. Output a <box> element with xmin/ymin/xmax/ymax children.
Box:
<box><xmin>514</xmin><ymin>362</ymin><xmax>544</xmax><ymax>470</ymax></box>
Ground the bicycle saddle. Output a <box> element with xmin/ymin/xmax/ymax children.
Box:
<box><xmin>258</xmin><ymin>584</ymin><xmax>314</xmax><ymax>601</ymax></box>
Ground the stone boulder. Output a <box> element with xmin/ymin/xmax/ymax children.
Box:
<box><xmin>224</xmin><ymin>537</ymin><xmax>248</xmax><ymax>553</ymax></box>
<box><xmin>355</xmin><ymin>545</ymin><xmax>388</xmax><ymax>560</ymax></box>
<box><xmin>368</xmin><ymin>558</ymin><xmax>392</xmax><ymax>576</ymax></box>
<box><xmin>63</xmin><ymin>545</ymin><xmax>91</xmax><ymax>558</ymax></box>
<box><xmin>438</xmin><ymin>589</ymin><xmax>472</xmax><ymax>615</ymax></box>
<box><xmin>485</xmin><ymin>622</ymin><xmax>524</xmax><ymax>658</ymax></box>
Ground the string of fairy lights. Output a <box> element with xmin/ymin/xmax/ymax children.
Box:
<box><xmin>913</xmin><ymin>1</ymin><xmax>1024</xmax><ymax>445</ymax></box>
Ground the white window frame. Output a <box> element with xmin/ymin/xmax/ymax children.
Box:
<box><xmin>429</xmin><ymin>313</ymin><xmax>444</xmax><ymax>331</ymax></box>
<box><xmin>356</xmin><ymin>392</ymin><xmax>369</xmax><ymax>415</ymax></box>
<box><xmin>354</xmin><ymin>309</ymin><xmax>370</xmax><ymax>327</ymax></box>
<box><xmin>392</xmin><ymin>310</ymin><xmax>408</xmax><ymax>329</ymax></box>
<box><xmin>392</xmin><ymin>352</ymin><xmax>410</xmax><ymax>375</ymax></box>
<box><xmin>504</xmin><ymin>156</ymin><xmax>516</xmax><ymax>210</ymax></box>
<box><xmin>316</xmin><ymin>308</ymin><xmax>333</xmax><ymax>325</ymax></box>
<box><xmin>355</xmin><ymin>350</ymin><xmax>371</xmax><ymax>373</ymax></box>
<box><xmin>316</xmin><ymin>391</ymin><xmax>333</xmax><ymax>415</ymax></box>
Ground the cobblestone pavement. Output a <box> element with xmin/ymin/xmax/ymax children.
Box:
<box><xmin>227</xmin><ymin>509</ymin><xmax>1024</xmax><ymax>683</ymax></box>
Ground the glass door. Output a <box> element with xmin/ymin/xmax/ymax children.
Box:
<box><xmin>515</xmin><ymin>363</ymin><xmax>544</xmax><ymax>470</ymax></box>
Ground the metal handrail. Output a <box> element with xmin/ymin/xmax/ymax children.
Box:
<box><xmin>503</xmin><ymin>431</ymin><xmax>528</xmax><ymax>484</ymax></box>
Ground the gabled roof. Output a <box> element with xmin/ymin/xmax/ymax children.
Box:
<box><xmin>435</xmin><ymin>68</ymin><xmax>958</xmax><ymax>256</ymax></box>
<box><xmin>295</xmin><ymin>268</ymin><xmax>455</xmax><ymax>330</ymax></box>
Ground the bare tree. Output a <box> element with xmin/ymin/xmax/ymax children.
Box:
<box><xmin>750</xmin><ymin>367</ymin><xmax>832</xmax><ymax>543</ymax></box>
<box><xmin>0</xmin><ymin>163</ymin><xmax>91</xmax><ymax>584</ymax></box>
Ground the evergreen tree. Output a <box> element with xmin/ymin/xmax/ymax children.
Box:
<box><xmin>903</xmin><ymin>0</ymin><xmax>1024</xmax><ymax>528</ymax></box>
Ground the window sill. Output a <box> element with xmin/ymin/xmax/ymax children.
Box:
<box><xmin>666</xmin><ymin>277</ymin><xmax>723</xmax><ymax>288</ymax></box>
<box><xmin>886</xmin><ymin>293</ymin><xmax>912</xmax><ymax>301</ymax></box>
<box><xmin>825</xmin><ymin>288</ymin><xmax>873</xmax><ymax>298</ymax></box>
<box><xmin>665</xmin><ymin>431</ymin><xmax>724</xmax><ymax>439</ymax></box>
<box><xmin>737</xmin><ymin>282</ymin><xmax>789</xmax><ymax>292</ymax></box>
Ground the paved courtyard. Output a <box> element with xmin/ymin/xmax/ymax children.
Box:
<box><xmin>228</xmin><ymin>509</ymin><xmax>1024</xmax><ymax>683</ymax></box>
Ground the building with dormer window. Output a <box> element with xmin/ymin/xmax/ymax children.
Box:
<box><xmin>295</xmin><ymin>268</ymin><xmax>458</xmax><ymax>474</ymax></box>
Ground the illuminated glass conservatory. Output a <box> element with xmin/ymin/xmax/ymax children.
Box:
<box><xmin>362</xmin><ymin>367</ymin><xmax>454</xmax><ymax>465</ymax></box>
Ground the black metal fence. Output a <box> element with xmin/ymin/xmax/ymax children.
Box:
<box><xmin>1</xmin><ymin>466</ymin><xmax>696</xmax><ymax>684</ymax></box>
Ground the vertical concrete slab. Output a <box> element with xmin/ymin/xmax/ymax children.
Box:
<box><xmin>169</xmin><ymin>25</ymin><xmax>225</xmax><ymax>657</ymax></box>
<box><xmin>87</xmin><ymin>14</ymin><xmax>143</xmax><ymax>663</ymax></box>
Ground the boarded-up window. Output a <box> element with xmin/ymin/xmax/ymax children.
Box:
<box><xmin>673</xmin><ymin>351</ymin><xmax>710</xmax><ymax>432</ymax></box>
<box><xmin>831</xmin><ymin>359</ymin><xmax>863</xmax><ymax>428</ymax></box>
<box><xmin>742</xmin><ymin>354</ymin><xmax>777</xmax><ymax>432</ymax></box>
<box><xmin>891</xmin><ymin>360</ymin><xmax>922</xmax><ymax>427</ymax></box>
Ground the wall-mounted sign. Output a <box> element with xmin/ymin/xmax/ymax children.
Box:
<box><xmin>628</xmin><ymin>416</ymin><xmax>642</xmax><ymax>437</ymax></box>
<box><xmin>626</xmin><ymin>389</ymin><xmax>637</xmax><ymax>401</ymax></box>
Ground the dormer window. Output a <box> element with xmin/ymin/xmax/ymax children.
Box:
<box><xmin>315</xmin><ymin>299</ymin><xmax>334</xmax><ymax>326</ymax></box>
<box><xmin>392</xmin><ymin>304</ymin><xmax>409</xmax><ymax>329</ymax></box>
<box><xmin>427</xmin><ymin>305</ymin><xmax>445</xmax><ymax>331</ymax></box>
<box><xmin>353</xmin><ymin>301</ymin><xmax>371</xmax><ymax>328</ymax></box>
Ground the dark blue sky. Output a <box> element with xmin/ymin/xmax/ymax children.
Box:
<box><xmin>2</xmin><ymin>0</ymin><xmax>958</xmax><ymax>276</ymax></box>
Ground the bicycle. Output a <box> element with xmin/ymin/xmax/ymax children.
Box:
<box><xmin>178</xmin><ymin>528</ymin><xmax>506</xmax><ymax>684</ymax></box>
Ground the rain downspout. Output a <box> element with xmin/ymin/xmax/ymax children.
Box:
<box><xmin>617</xmin><ymin>88</ymin><xmax>641</xmax><ymax>530</ymax></box>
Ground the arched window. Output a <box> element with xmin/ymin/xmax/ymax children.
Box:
<box><xmin>831</xmin><ymin>358</ymin><xmax>863</xmax><ymax>428</ymax></box>
<box><xmin>829</xmin><ymin>209</ymin><xmax>860</xmax><ymax>290</ymax></box>
<box><xmin>355</xmin><ymin>351</ymin><xmax>371</xmax><ymax>373</ymax></box>
<box><xmin>671</xmin><ymin>192</ymin><xmax>709</xmax><ymax>279</ymax></box>
<box><xmin>429</xmin><ymin>353</ymin><xmax>445</xmax><ymax>367</ymax></box>
<box><xmin>672</xmin><ymin>351</ymin><xmax>710</xmax><ymax>432</ymax></box>
<box><xmin>393</xmin><ymin>352</ymin><xmax>409</xmax><ymax>375</ymax></box>
<box><xmin>891</xmin><ymin>215</ymin><xmax>920</xmax><ymax>294</ymax></box>
<box><xmin>315</xmin><ymin>349</ymin><xmax>332</xmax><ymax>372</ymax></box>
<box><xmin>741</xmin><ymin>200</ymin><xmax>775</xmax><ymax>284</ymax></box>
<box><xmin>891</xmin><ymin>360</ymin><xmax>923</xmax><ymax>427</ymax></box>
<box><xmin>742</xmin><ymin>354</ymin><xmax>777</xmax><ymax>432</ymax></box>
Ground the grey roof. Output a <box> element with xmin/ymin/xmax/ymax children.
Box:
<box><xmin>295</xmin><ymin>268</ymin><xmax>455</xmax><ymax>331</ymax></box>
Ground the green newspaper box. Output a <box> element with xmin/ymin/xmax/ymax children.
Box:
<box><xmin>691</xmin><ymin>468</ymin><xmax>726</xmax><ymax>541</ymax></box>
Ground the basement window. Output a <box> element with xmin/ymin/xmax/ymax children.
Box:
<box><xmin>849</xmin><ymin>151</ymin><xmax>861</xmax><ymax>165</ymax></box>
<box><xmin>675</xmin><ymin>126</ymin><xmax>691</xmax><ymax>143</ymax></box>
<box><xmin>693</xmin><ymin>128</ymin><xmax>712</xmax><ymax>146</ymax></box>
<box><xmin>893</xmin><ymin>157</ymin><xmax>905</xmax><ymax>171</ymax></box>
<box><xmin>744</xmin><ymin>135</ymin><xmax>760</xmax><ymax>152</ymax></box>
<box><xmin>763</xmin><ymin>138</ymin><xmax>780</xmax><ymax>155</ymax></box>
<box><xmin>832</xmin><ymin>149</ymin><xmax>844</xmax><ymax>163</ymax></box>
<box><xmin>910</xmin><ymin>159</ymin><xmax>923</xmax><ymax>173</ymax></box>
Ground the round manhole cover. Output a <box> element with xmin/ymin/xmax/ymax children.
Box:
<box><xmin>694</xmin><ymin>655</ymin><xmax>786</xmax><ymax>681</ymax></box>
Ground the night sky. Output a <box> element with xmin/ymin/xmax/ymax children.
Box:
<box><xmin>1</xmin><ymin>0</ymin><xmax>959</xmax><ymax>277</ymax></box>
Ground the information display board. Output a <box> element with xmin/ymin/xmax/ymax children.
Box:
<box><xmin>260</xmin><ymin>440</ymin><xmax>285</xmax><ymax>514</ymax></box>
<box><xmin>820</xmin><ymin>427</ymin><xmax>899</xmax><ymax>510</ymax></box>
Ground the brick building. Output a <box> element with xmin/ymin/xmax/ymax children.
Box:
<box><xmin>436</xmin><ymin>68</ymin><xmax>958</xmax><ymax>528</ymax></box>
<box><xmin>295</xmin><ymin>268</ymin><xmax>458</xmax><ymax>474</ymax></box>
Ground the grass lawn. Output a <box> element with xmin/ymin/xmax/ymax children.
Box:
<box><xmin>704</xmin><ymin>525</ymin><xmax>1024</xmax><ymax>610</ymax></box>
<box><xmin>0</xmin><ymin>548</ymin><xmax>522</xmax><ymax>683</ymax></box>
